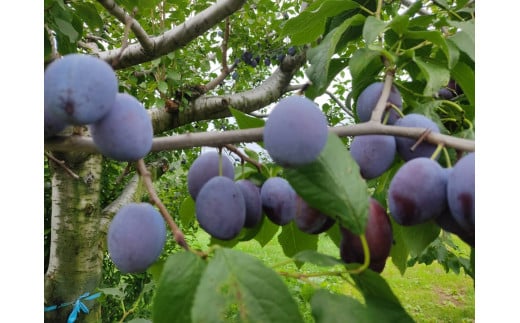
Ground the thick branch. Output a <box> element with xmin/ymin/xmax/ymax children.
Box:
<box><xmin>149</xmin><ymin>53</ymin><xmax>306</xmax><ymax>133</ymax></box>
<box><xmin>97</xmin><ymin>0</ymin><xmax>247</xmax><ymax>69</ymax></box>
<box><xmin>44</xmin><ymin>122</ymin><xmax>475</xmax><ymax>154</ymax></box>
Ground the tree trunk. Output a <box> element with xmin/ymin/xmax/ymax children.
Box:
<box><xmin>44</xmin><ymin>152</ymin><xmax>104</xmax><ymax>323</ymax></box>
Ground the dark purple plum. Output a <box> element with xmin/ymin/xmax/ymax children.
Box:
<box><xmin>260</xmin><ymin>177</ymin><xmax>297</xmax><ymax>226</ymax></box>
<box><xmin>447</xmin><ymin>152</ymin><xmax>475</xmax><ymax>233</ymax></box>
<box><xmin>394</xmin><ymin>113</ymin><xmax>440</xmax><ymax>161</ymax></box>
<box><xmin>235</xmin><ymin>179</ymin><xmax>263</xmax><ymax>228</ymax></box>
<box><xmin>356</xmin><ymin>82</ymin><xmax>403</xmax><ymax>124</ymax></box>
<box><xmin>187</xmin><ymin>151</ymin><xmax>235</xmax><ymax>200</ymax></box>
<box><xmin>340</xmin><ymin>198</ymin><xmax>393</xmax><ymax>273</ymax></box>
<box><xmin>388</xmin><ymin>157</ymin><xmax>447</xmax><ymax>225</ymax></box>
<box><xmin>90</xmin><ymin>93</ymin><xmax>153</xmax><ymax>162</ymax></box>
<box><xmin>263</xmin><ymin>95</ymin><xmax>329</xmax><ymax>167</ymax></box>
<box><xmin>195</xmin><ymin>176</ymin><xmax>246</xmax><ymax>240</ymax></box>
<box><xmin>294</xmin><ymin>195</ymin><xmax>335</xmax><ymax>234</ymax></box>
<box><xmin>107</xmin><ymin>203</ymin><xmax>166</xmax><ymax>274</ymax></box>
<box><xmin>44</xmin><ymin>53</ymin><xmax>118</xmax><ymax>126</ymax></box>
<box><xmin>350</xmin><ymin>134</ymin><xmax>396</xmax><ymax>180</ymax></box>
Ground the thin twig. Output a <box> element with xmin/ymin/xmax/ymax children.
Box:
<box><xmin>45</xmin><ymin>152</ymin><xmax>80</xmax><ymax>179</ymax></box>
<box><xmin>325</xmin><ymin>90</ymin><xmax>354</xmax><ymax>118</ymax></box>
<box><xmin>223</xmin><ymin>144</ymin><xmax>263</xmax><ymax>172</ymax></box>
<box><xmin>135</xmin><ymin>159</ymin><xmax>190</xmax><ymax>251</ymax></box>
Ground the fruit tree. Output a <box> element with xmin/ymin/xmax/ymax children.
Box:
<box><xmin>43</xmin><ymin>0</ymin><xmax>475</xmax><ymax>322</ymax></box>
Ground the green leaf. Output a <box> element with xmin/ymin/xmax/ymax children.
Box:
<box><xmin>306</xmin><ymin>14</ymin><xmax>365</xmax><ymax>94</ymax></box>
<box><xmin>179</xmin><ymin>196</ymin><xmax>195</xmax><ymax>227</ymax></box>
<box><xmin>157</xmin><ymin>81</ymin><xmax>168</xmax><ymax>93</ymax></box>
<box><xmin>152</xmin><ymin>251</ymin><xmax>207</xmax><ymax>323</ymax></box>
<box><xmin>292</xmin><ymin>250</ymin><xmax>344</xmax><ymax>267</ymax></box>
<box><xmin>278</xmin><ymin>222</ymin><xmax>319</xmax><ymax>261</ymax></box>
<box><xmin>349</xmin><ymin>47</ymin><xmax>384</xmax><ymax>98</ymax></box>
<box><xmin>305</xmin><ymin>58</ymin><xmax>349</xmax><ymax>100</ymax></box>
<box><xmin>450</xmin><ymin>60</ymin><xmax>475</xmax><ymax>107</ymax></box>
<box><xmin>350</xmin><ymin>269</ymin><xmax>414</xmax><ymax>322</ymax></box>
<box><xmin>389</xmin><ymin>221</ymin><xmax>409</xmax><ymax>275</ymax></box>
<box><xmin>311</xmin><ymin>289</ymin><xmax>369</xmax><ymax>323</ymax></box>
<box><xmin>191</xmin><ymin>248</ymin><xmax>305</xmax><ymax>323</ymax></box>
<box><xmin>54</xmin><ymin>17</ymin><xmax>79</xmax><ymax>43</ymax></box>
<box><xmin>388</xmin><ymin>14</ymin><xmax>409</xmax><ymax>35</ymax></box>
<box><xmin>285</xmin><ymin>134</ymin><xmax>369</xmax><ymax>235</ymax></box>
<box><xmin>412</xmin><ymin>57</ymin><xmax>450</xmax><ymax>96</ymax></box>
<box><xmin>254</xmin><ymin>216</ymin><xmax>280</xmax><ymax>247</ymax></box>
<box><xmin>229</xmin><ymin>107</ymin><xmax>265</xmax><ymax>129</ymax></box>
<box><xmin>394</xmin><ymin>220</ymin><xmax>441</xmax><ymax>257</ymax></box>
<box><xmin>448</xmin><ymin>20</ymin><xmax>474</xmax><ymax>62</ymax></box>
<box><xmin>73</xmin><ymin>2</ymin><xmax>103</xmax><ymax>30</ymax></box>
<box><xmin>281</xmin><ymin>0</ymin><xmax>360</xmax><ymax>45</ymax></box>
<box><xmin>405</xmin><ymin>30</ymin><xmax>459</xmax><ymax>69</ymax></box>
<box><xmin>363</xmin><ymin>16</ymin><xmax>387</xmax><ymax>44</ymax></box>
<box><xmin>127</xmin><ymin>319</ymin><xmax>151</xmax><ymax>323</ymax></box>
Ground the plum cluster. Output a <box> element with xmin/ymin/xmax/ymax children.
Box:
<box><xmin>388</xmin><ymin>154</ymin><xmax>475</xmax><ymax>246</ymax></box>
<box><xmin>44</xmin><ymin>53</ymin><xmax>153</xmax><ymax>162</ymax></box>
<box><xmin>350</xmin><ymin>81</ymin><xmax>443</xmax><ymax>180</ymax></box>
<box><xmin>107</xmin><ymin>203</ymin><xmax>167</xmax><ymax>274</ymax></box>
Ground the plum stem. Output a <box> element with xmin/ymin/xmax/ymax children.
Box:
<box><xmin>410</xmin><ymin>128</ymin><xmax>432</xmax><ymax>152</ymax></box>
<box><xmin>347</xmin><ymin>234</ymin><xmax>371</xmax><ymax>274</ymax></box>
<box><xmin>224</xmin><ymin>143</ymin><xmax>263</xmax><ymax>173</ymax></box>
<box><xmin>136</xmin><ymin>159</ymin><xmax>192</xmax><ymax>252</ymax></box>
<box><xmin>430</xmin><ymin>143</ymin><xmax>445</xmax><ymax>161</ymax></box>
<box><xmin>442</xmin><ymin>146</ymin><xmax>452</xmax><ymax>168</ymax></box>
<box><xmin>218</xmin><ymin>146</ymin><xmax>223</xmax><ymax>176</ymax></box>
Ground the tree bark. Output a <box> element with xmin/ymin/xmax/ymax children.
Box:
<box><xmin>44</xmin><ymin>152</ymin><xmax>104</xmax><ymax>323</ymax></box>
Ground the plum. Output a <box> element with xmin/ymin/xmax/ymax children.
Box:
<box><xmin>195</xmin><ymin>176</ymin><xmax>246</xmax><ymax>240</ymax></box>
<box><xmin>90</xmin><ymin>93</ymin><xmax>153</xmax><ymax>161</ymax></box>
<box><xmin>44</xmin><ymin>54</ymin><xmax>118</xmax><ymax>126</ymax></box>
<box><xmin>447</xmin><ymin>152</ymin><xmax>475</xmax><ymax>233</ymax></box>
<box><xmin>388</xmin><ymin>157</ymin><xmax>447</xmax><ymax>225</ymax></box>
<box><xmin>235</xmin><ymin>179</ymin><xmax>263</xmax><ymax>228</ymax></box>
<box><xmin>356</xmin><ymin>82</ymin><xmax>403</xmax><ymax>124</ymax></box>
<box><xmin>187</xmin><ymin>151</ymin><xmax>235</xmax><ymax>200</ymax></box>
<box><xmin>339</xmin><ymin>198</ymin><xmax>393</xmax><ymax>273</ymax></box>
<box><xmin>394</xmin><ymin>113</ymin><xmax>440</xmax><ymax>161</ymax></box>
<box><xmin>294</xmin><ymin>195</ymin><xmax>335</xmax><ymax>234</ymax></box>
<box><xmin>260</xmin><ymin>177</ymin><xmax>297</xmax><ymax>226</ymax></box>
<box><xmin>107</xmin><ymin>203</ymin><xmax>166</xmax><ymax>274</ymax></box>
<box><xmin>350</xmin><ymin>134</ymin><xmax>396</xmax><ymax>179</ymax></box>
<box><xmin>263</xmin><ymin>95</ymin><xmax>328</xmax><ymax>167</ymax></box>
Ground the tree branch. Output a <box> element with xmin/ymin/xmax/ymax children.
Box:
<box><xmin>97</xmin><ymin>0</ymin><xmax>154</xmax><ymax>53</ymax></box>
<box><xmin>97</xmin><ymin>0</ymin><xmax>247</xmax><ymax>69</ymax></box>
<box><xmin>44</xmin><ymin>122</ymin><xmax>475</xmax><ymax>154</ymax></box>
<box><xmin>148</xmin><ymin>53</ymin><xmax>306</xmax><ymax>133</ymax></box>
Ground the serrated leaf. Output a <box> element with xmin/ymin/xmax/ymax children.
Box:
<box><xmin>363</xmin><ymin>16</ymin><xmax>387</xmax><ymax>44</ymax></box>
<box><xmin>306</xmin><ymin>14</ymin><xmax>365</xmax><ymax>95</ymax></box>
<box><xmin>293</xmin><ymin>250</ymin><xmax>344</xmax><ymax>267</ymax></box>
<box><xmin>311</xmin><ymin>289</ymin><xmax>369</xmax><ymax>323</ymax></box>
<box><xmin>229</xmin><ymin>107</ymin><xmax>265</xmax><ymax>129</ymax></box>
<box><xmin>147</xmin><ymin>258</ymin><xmax>166</xmax><ymax>284</ymax></box>
<box><xmin>448</xmin><ymin>20</ymin><xmax>474</xmax><ymax>62</ymax></box>
<box><xmin>281</xmin><ymin>0</ymin><xmax>360</xmax><ymax>45</ymax></box>
<box><xmin>152</xmin><ymin>252</ymin><xmax>207</xmax><ymax>323</ymax></box>
<box><xmin>179</xmin><ymin>197</ymin><xmax>195</xmax><ymax>227</ymax></box>
<box><xmin>305</xmin><ymin>58</ymin><xmax>349</xmax><ymax>100</ymax></box>
<box><xmin>412</xmin><ymin>57</ymin><xmax>450</xmax><ymax>96</ymax></box>
<box><xmin>278</xmin><ymin>222</ymin><xmax>319</xmax><ymax>261</ymax></box>
<box><xmin>191</xmin><ymin>248</ymin><xmax>304</xmax><ymax>323</ymax></box>
<box><xmin>285</xmin><ymin>134</ymin><xmax>369</xmax><ymax>235</ymax></box>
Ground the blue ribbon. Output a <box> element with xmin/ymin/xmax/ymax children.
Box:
<box><xmin>45</xmin><ymin>292</ymin><xmax>102</xmax><ymax>323</ymax></box>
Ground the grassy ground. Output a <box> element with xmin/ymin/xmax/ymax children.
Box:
<box><xmin>196</xmin><ymin>230</ymin><xmax>475</xmax><ymax>322</ymax></box>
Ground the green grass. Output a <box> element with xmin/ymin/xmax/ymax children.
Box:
<box><xmin>195</xmin><ymin>230</ymin><xmax>475</xmax><ymax>322</ymax></box>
